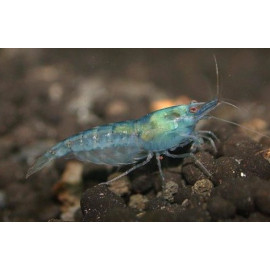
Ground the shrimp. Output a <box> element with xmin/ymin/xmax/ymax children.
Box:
<box><xmin>26</xmin><ymin>59</ymin><xmax>221</xmax><ymax>188</ymax></box>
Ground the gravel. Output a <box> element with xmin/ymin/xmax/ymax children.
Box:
<box><xmin>2</xmin><ymin>49</ymin><xmax>270</xmax><ymax>222</ymax></box>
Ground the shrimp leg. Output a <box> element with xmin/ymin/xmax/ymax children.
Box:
<box><xmin>197</xmin><ymin>130</ymin><xmax>219</xmax><ymax>142</ymax></box>
<box><xmin>101</xmin><ymin>153</ymin><xmax>153</xmax><ymax>185</ymax></box>
<box><xmin>164</xmin><ymin>151</ymin><xmax>193</xmax><ymax>159</ymax></box>
<box><xmin>164</xmin><ymin>151</ymin><xmax>212</xmax><ymax>178</ymax></box>
<box><xmin>156</xmin><ymin>154</ymin><xmax>166</xmax><ymax>190</ymax></box>
<box><xmin>198</xmin><ymin>135</ymin><xmax>217</xmax><ymax>153</ymax></box>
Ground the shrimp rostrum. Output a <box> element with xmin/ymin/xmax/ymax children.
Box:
<box><xmin>26</xmin><ymin>97</ymin><xmax>219</xmax><ymax>187</ymax></box>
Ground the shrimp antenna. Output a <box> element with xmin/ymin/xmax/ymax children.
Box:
<box><xmin>220</xmin><ymin>100</ymin><xmax>243</xmax><ymax>112</ymax></box>
<box><xmin>212</xmin><ymin>56</ymin><xmax>248</xmax><ymax>115</ymax></box>
<box><xmin>213</xmin><ymin>54</ymin><xmax>220</xmax><ymax>101</ymax></box>
<box><xmin>221</xmin><ymin>98</ymin><xmax>248</xmax><ymax>113</ymax></box>
<box><xmin>209</xmin><ymin>115</ymin><xmax>270</xmax><ymax>139</ymax></box>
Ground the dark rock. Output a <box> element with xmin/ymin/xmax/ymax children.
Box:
<box><xmin>254</xmin><ymin>186</ymin><xmax>270</xmax><ymax>215</ymax></box>
<box><xmin>131</xmin><ymin>174</ymin><xmax>154</xmax><ymax>194</ymax></box>
<box><xmin>174</xmin><ymin>186</ymin><xmax>192</xmax><ymax>205</ymax></box>
<box><xmin>74</xmin><ymin>208</ymin><xmax>83</xmax><ymax>221</ymax></box>
<box><xmin>140</xmin><ymin>207</ymin><xmax>180</xmax><ymax>222</ymax></box>
<box><xmin>223</xmin><ymin>134</ymin><xmax>270</xmax><ymax>179</ymax></box>
<box><xmin>188</xmin><ymin>193</ymin><xmax>209</xmax><ymax>209</ymax></box>
<box><xmin>175</xmin><ymin>207</ymin><xmax>211</xmax><ymax>222</ymax></box>
<box><xmin>207</xmin><ymin>196</ymin><xmax>236</xmax><ymax>220</ymax></box>
<box><xmin>48</xmin><ymin>218</ymin><xmax>63</xmax><ymax>222</ymax></box>
<box><xmin>142</xmin><ymin>202</ymin><xmax>211</xmax><ymax>222</ymax></box>
<box><xmin>230</xmin><ymin>215</ymin><xmax>248</xmax><ymax>222</ymax></box>
<box><xmin>214</xmin><ymin>178</ymin><xmax>255</xmax><ymax>216</ymax></box>
<box><xmin>248</xmin><ymin>212</ymin><xmax>270</xmax><ymax>222</ymax></box>
<box><xmin>146</xmin><ymin>197</ymin><xmax>169</xmax><ymax>211</ymax></box>
<box><xmin>38</xmin><ymin>203</ymin><xmax>61</xmax><ymax>221</ymax></box>
<box><xmin>0</xmin><ymin>190</ymin><xmax>7</xmax><ymax>209</ymax></box>
<box><xmin>213</xmin><ymin>157</ymin><xmax>242</xmax><ymax>185</ymax></box>
<box><xmin>102</xmin><ymin>207</ymin><xmax>138</xmax><ymax>222</ymax></box>
<box><xmin>259</xmin><ymin>136</ymin><xmax>270</xmax><ymax>148</ymax></box>
<box><xmin>140</xmin><ymin>210</ymin><xmax>176</xmax><ymax>222</ymax></box>
<box><xmin>81</xmin><ymin>185</ymin><xmax>126</xmax><ymax>222</ymax></box>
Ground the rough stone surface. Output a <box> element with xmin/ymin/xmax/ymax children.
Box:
<box><xmin>81</xmin><ymin>185</ymin><xmax>126</xmax><ymax>222</ymax></box>
<box><xmin>192</xmin><ymin>179</ymin><xmax>213</xmax><ymax>196</ymax></box>
<box><xmin>207</xmin><ymin>196</ymin><xmax>236</xmax><ymax>220</ymax></box>
<box><xmin>128</xmin><ymin>194</ymin><xmax>149</xmax><ymax>211</ymax></box>
<box><xmin>214</xmin><ymin>178</ymin><xmax>255</xmax><ymax>216</ymax></box>
<box><xmin>162</xmin><ymin>181</ymin><xmax>179</xmax><ymax>202</ymax></box>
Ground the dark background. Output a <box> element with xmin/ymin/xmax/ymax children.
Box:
<box><xmin>1</xmin><ymin>49</ymin><xmax>270</xmax><ymax>221</ymax></box>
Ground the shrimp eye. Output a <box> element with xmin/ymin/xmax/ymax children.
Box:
<box><xmin>189</xmin><ymin>106</ymin><xmax>198</xmax><ymax>113</ymax></box>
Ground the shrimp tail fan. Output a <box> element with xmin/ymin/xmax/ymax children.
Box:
<box><xmin>26</xmin><ymin>141</ymin><xmax>70</xmax><ymax>179</ymax></box>
<box><xmin>26</xmin><ymin>152</ymin><xmax>55</xmax><ymax>179</ymax></box>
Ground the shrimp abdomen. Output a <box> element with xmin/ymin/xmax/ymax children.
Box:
<box><xmin>27</xmin><ymin>120</ymin><xmax>148</xmax><ymax>177</ymax></box>
<box><xmin>72</xmin><ymin>121</ymin><xmax>148</xmax><ymax>165</ymax></box>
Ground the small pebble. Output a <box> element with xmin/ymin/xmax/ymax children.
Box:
<box><xmin>48</xmin><ymin>82</ymin><xmax>63</xmax><ymax>102</ymax></box>
<box><xmin>108</xmin><ymin>174</ymin><xmax>131</xmax><ymax>196</ymax></box>
<box><xmin>150</xmin><ymin>96</ymin><xmax>191</xmax><ymax>111</ymax></box>
<box><xmin>129</xmin><ymin>194</ymin><xmax>149</xmax><ymax>211</ymax></box>
<box><xmin>53</xmin><ymin>161</ymin><xmax>83</xmax><ymax>219</ymax></box>
<box><xmin>59</xmin><ymin>161</ymin><xmax>83</xmax><ymax>185</ymax></box>
<box><xmin>181</xmin><ymin>199</ymin><xmax>190</xmax><ymax>208</ymax></box>
<box><xmin>105</xmin><ymin>100</ymin><xmax>129</xmax><ymax>118</ymax></box>
<box><xmin>162</xmin><ymin>181</ymin><xmax>179</xmax><ymax>202</ymax></box>
<box><xmin>192</xmin><ymin>179</ymin><xmax>213</xmax><ymax>196</ymax></box>
<box><xmin>61</xmin><ymin>206</ymin><xmax>81</xmax><ymax>222</ymax></box>
<box><xmin>241</xmin><ymin>118</ymin><xmax>267</xmax><ymax>141</ymax></box>
<box><xmin>257</xmin><ymin>148</ymin><xmax>270</xmax><ymax>164</ymax></box>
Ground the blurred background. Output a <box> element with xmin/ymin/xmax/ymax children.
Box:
<box><xmin>1</xmin><ymin>48</ymin><xmax>270</xmax><ymax>221</ymax></box>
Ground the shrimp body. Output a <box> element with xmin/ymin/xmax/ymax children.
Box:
<box><xmin>26</xmin><ymin>98</ymin><xmax>218</xmax><ymax>179</ymax></box>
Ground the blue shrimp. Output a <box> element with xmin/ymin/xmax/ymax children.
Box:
<box><xmin>26</xmin><ymin>60</ymin><xmax>221</xmax><ymax>188</ymax></box>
